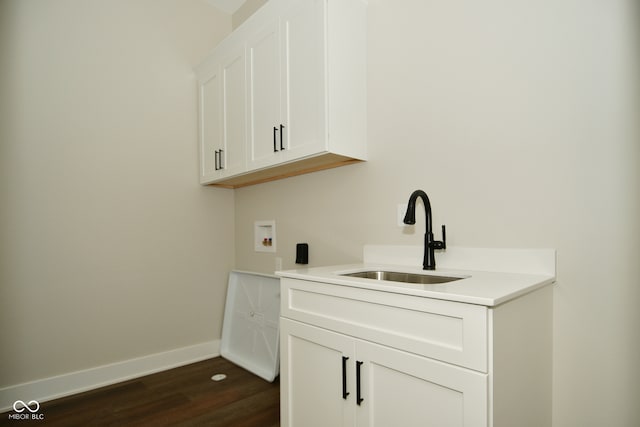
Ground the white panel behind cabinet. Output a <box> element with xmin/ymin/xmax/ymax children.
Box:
<box><xmin>221</xmin><ymin>270</ymin><xmax>281</xmax><ymax>381</ymax></box>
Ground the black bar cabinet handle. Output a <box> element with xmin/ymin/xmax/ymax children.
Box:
<box><xmin>273</xmin><ymin>126</ymin><xmax>278</xmax><ymax>152</ymax></box>
<box><xmin>342</xmin><ymin>356</ymin><xmax>350</xmax><ymax>399</ymax></box>
<box><xmin>356</xmin><ymin>361</ymin><xmax>364</xmax><ymax>405</ymax></box>
<box><xmin>214</xmin><ymin>149</ymin><xmax>219</xmax><ymax>170</ymax></box>
<box><xmin>279</xmin><ymin>124</ymin><xmax>285</xmax><ymax>150</ymax></box>
<box><xmin>442</xmin><ymin>224</ymin><xmax>447</xmax><ymax>249</ymax></box>
<box><xmin>219</xmin><ymin>149</ymin><xmax>224</xmax><ymax>170</ymax></box>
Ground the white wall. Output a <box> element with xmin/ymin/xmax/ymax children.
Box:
<box><xmin>232</xmin><ymin>0</ymin><xmax>267</xmax><ymax>29</ymax></box>
<box><xmin>1</xmin><ymin>0</ymin><xmax>637</xmax><ymax>424</ymax></box>
<box><xmin>235</xmin><ymin>0</ymin><xmax>640</xmax><ymax>425</ymax></box>
<box><xmin>0</xmin><ymin>0</ymin><xmax>233</xmax><ymax>388</ymax></box>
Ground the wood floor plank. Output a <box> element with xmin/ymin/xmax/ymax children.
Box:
<box><xmin>0</xmin><ymin>358</ymin><xmax>280</xmax><ymax>427</ymax></box>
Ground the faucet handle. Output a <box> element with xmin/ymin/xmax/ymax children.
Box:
<box><xmin>431</xmin><ymin>225</ymin><xmax>447</xmax><ymax>250</ymax></box>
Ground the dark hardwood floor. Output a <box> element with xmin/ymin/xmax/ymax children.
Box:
<box><xmin>1</xmin><ymin>357</ymin><xmax>280</xmax><ymax>426</ymax></box>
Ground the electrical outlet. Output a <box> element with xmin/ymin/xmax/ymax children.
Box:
<box><xmin>275</xmin><ymin>257</ymin><xmax>282</xmax><ymax>272</ymax></box>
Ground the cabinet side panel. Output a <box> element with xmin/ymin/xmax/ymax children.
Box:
<box><xmin>283</xmin><ymin>0</ymin><xmax>326</xmax><ymax>153</ymax></box>
<box><xmin>327</xmin><ymin>0</ymin><xmax>367</xmax><ymax>159</ymax></box>
<box><xmin>491</xmin><ymin>285</ymin><xmax>553</xmax><ymax>427</ymax></box>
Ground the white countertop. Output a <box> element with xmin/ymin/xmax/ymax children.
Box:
<box><xmin>276</xmin><ymin>246</ymin><xmax>556</xmax><ymax>306</ymax></box>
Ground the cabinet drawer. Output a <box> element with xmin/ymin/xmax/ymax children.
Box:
<box><xmin>281</xmin><ymin>278</ymin><xmax>487</xmax><ymax>372</ymax></box>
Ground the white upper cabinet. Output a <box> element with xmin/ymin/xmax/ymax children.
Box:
<box><xmin>247</xmin><ymin>0</ymin><xmax>326</xmax><ymax>171</ymax></box>
<box><xmin>246</xmin><ymin>16</ymin><xmax>283</xmax><ymax>169</ymax></box>
<box><xmin>196</xmin><ymin>0</ymin><xmax>367</xmax><ymax>188</ymax></box>
<box><xmin>196</xmin><ymin>41</ymin><xmax>247</xmax><ymax>184</ymax></box>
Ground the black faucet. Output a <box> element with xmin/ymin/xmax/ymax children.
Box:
<box><xmin>403</xmin><ymin>190</ymin><xmax>447</xmax><ymax>270</ymax></box>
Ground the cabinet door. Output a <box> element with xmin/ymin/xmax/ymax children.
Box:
<box><xmin>356</xmin><ymin>340</ymin><xmax>488</xmax><ymax>427</ymax></box>
<box><xmin>279</xmin><ymin>0</ymin><xmax>327</xmax><ymax>160</ymax></box>
<box><xmin>247</xmin><ymin>19</ymin><xmax>283</xmax><ymax>170</ymax></box>
<box><xmin>219</xmin><ymin>46</ymin><xmax>247</xmax><ymax>176</ymax></box>
<box><xmin>198</xmin><ymin>63</ymin><xmax>222</xmax><ymax>183</ymax></box>
<box><xmin>197</xmin><ymin>43</ymin><xmax>246</xmax><ymax>183</ymax></box>
<box><xmin>280</xmin><ymin>318</ymin><xmax>355</xmax><ymax>427</ymax></box>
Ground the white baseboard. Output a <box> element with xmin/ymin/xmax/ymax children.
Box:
<box><xmin>0</xmin><ymin>340</ymin><xmax>220</xmax><ymax>413</ymax></box>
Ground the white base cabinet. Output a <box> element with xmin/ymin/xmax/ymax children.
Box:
<box><xmin>282</xmin><ymin>318</ymin><xmax>487</xmax><ymax>427</ymax></box>
<box><xmin>280</xmin><ymin>277</ymin><xmax>553</xmax><ymax>427</ymax></box>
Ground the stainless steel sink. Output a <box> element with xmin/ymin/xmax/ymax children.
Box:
<box><xmin>339</xmin><ymin>270</ymin><xmax>464</xmax><ymax>285</ymax></box>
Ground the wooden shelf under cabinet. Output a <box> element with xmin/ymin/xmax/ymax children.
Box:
<box><xmin>209</xmin><ymin>153</ymin><xmax>363</xmax><ymax>189</ymax></box>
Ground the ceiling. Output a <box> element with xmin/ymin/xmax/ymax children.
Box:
<box><xmin>204</xmin><ymin>0</ymin><xmax>247</xmax><ymax>14</ymax></box>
